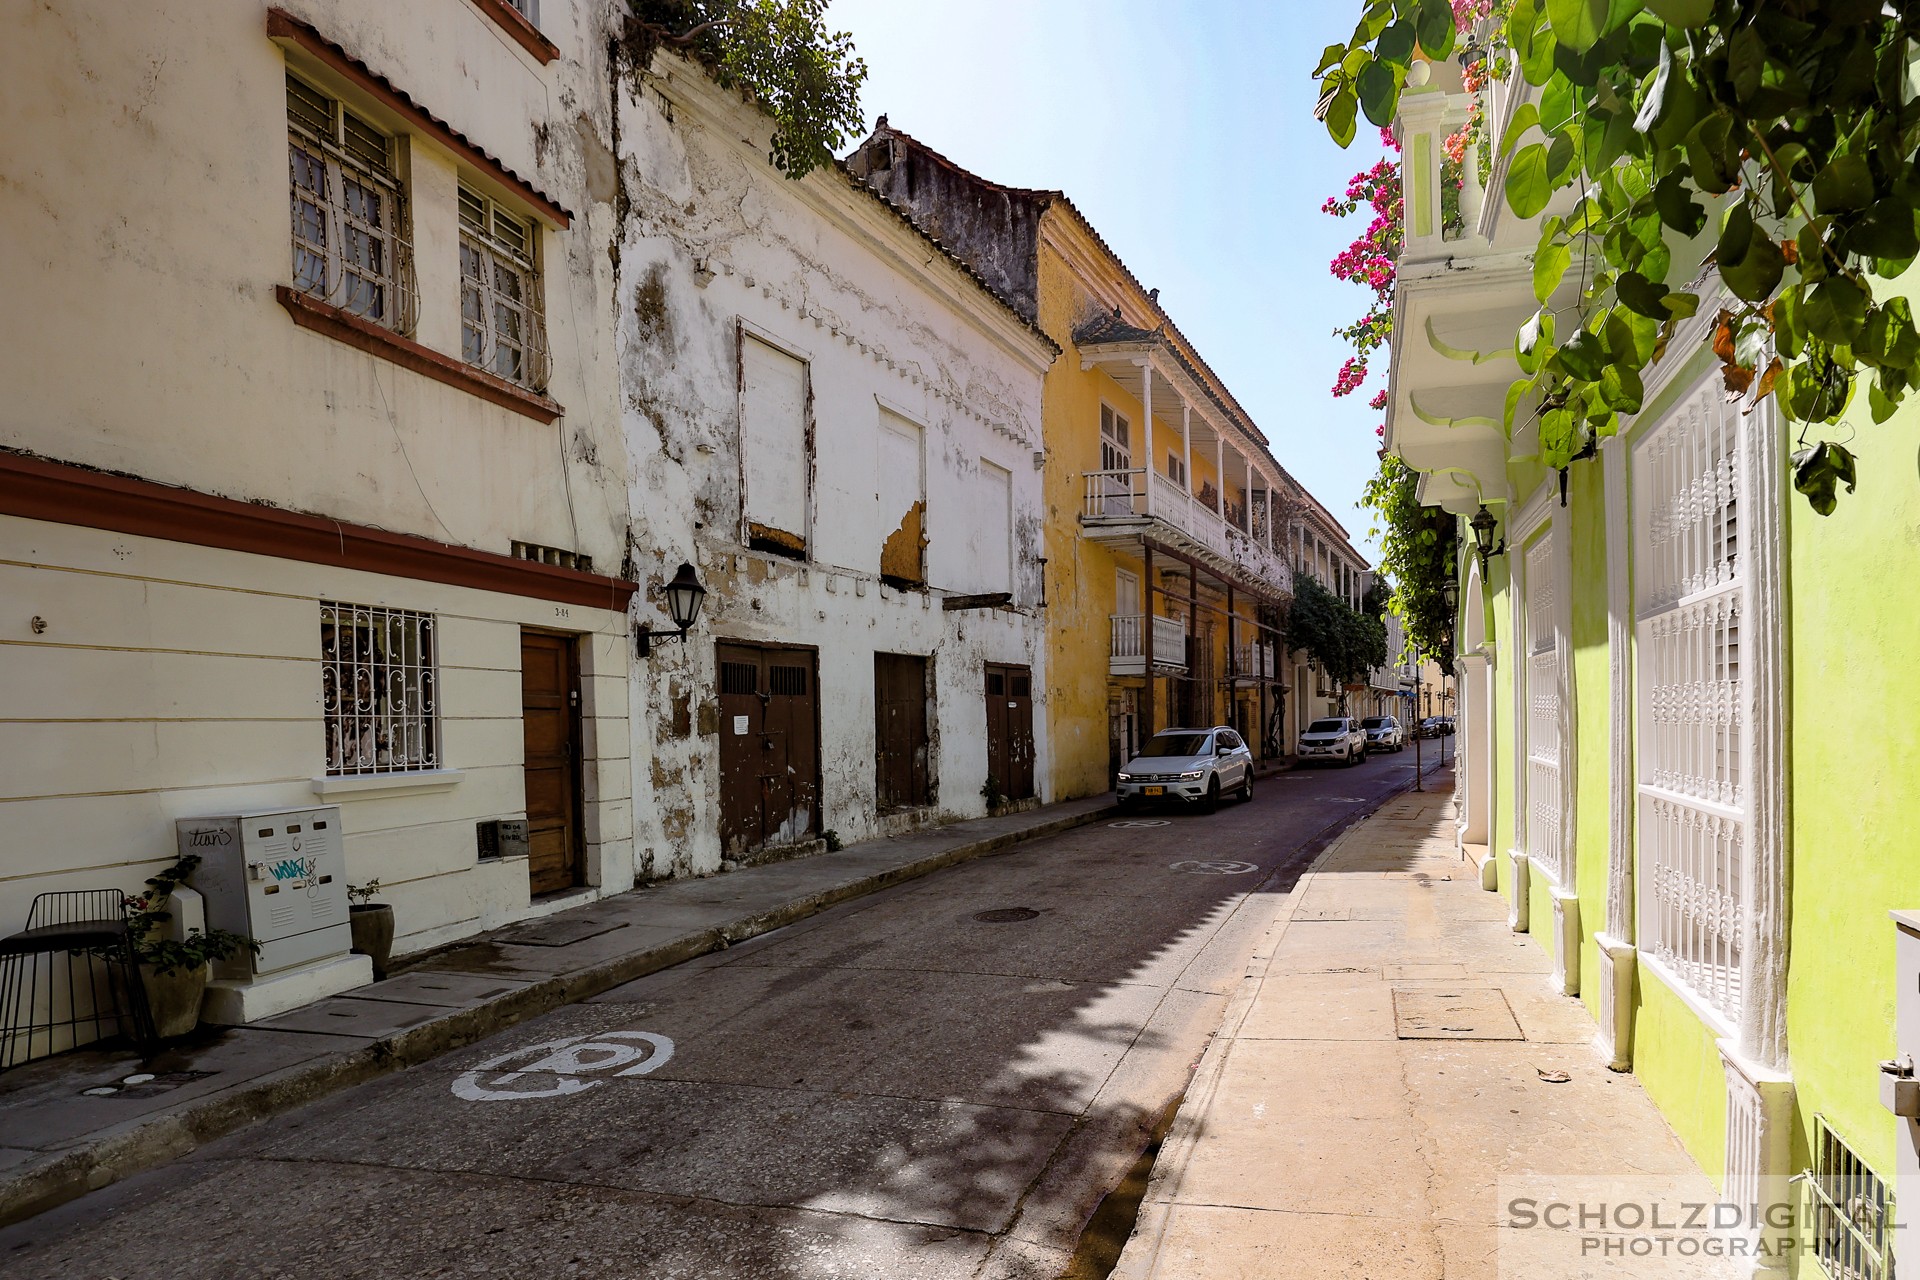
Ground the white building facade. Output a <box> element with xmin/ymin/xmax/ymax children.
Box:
<box><xmin>612</xmin><ymin>57</ymin><xmax>1057</xmax><ymax>876</ymax></box>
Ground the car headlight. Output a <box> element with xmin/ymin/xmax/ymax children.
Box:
<box><xmin>1116</xmin><ymin>772</ymin><xmax>1133</xmax><ymax>782</ymax></box>
<box><xmin>1179</xmin><ymin>770</ymin><xmax>1205</xmax><ymax>780</ymax></box>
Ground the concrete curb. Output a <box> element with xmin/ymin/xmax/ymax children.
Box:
<box><xmin>0</xmin><ymin>801</ymin><xmax>1117</xmax><ymax>1228</ymax></box>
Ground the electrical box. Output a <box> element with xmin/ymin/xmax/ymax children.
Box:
<box><xmin>176</xmin><ymin>806</ymin><xmax>351</xmax><ymax>977</ymax></box>
<box><xmin>476</xmin><ymin>819</ymin><xmax>529</xmax><ymax>861</ymax></box>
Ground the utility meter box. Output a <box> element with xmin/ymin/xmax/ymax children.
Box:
<box><xmin>176</xmin><ymin>806</ymin><xmax>351</xmax><ymax>977</ymax></box>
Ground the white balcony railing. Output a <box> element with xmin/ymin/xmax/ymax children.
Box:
<box><xmin>1110</xmin><ymin>613</ymin><xmax>1187</xmax><ymax>676</ymax></box>
<box><xmin>1083</xmin><ymin>467</ymin><xmax>1146</xmax><ymax>519</ymax></box>
<box><xmin>1083</xmin><ymin>468</ymin><xmax>1270</xmax><ymax>569</ymax></box>
<box><xmin>1232</xmin><ymin>642</ymin><xmax>1276</xmax><ymax>680</ymax></box>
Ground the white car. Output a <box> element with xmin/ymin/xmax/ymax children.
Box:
<box><xmin>1362</xmin><ymin>715</ymin><xmax>1405</xmax><ymax>752</ymax></box>
<box><xmin>1298</xmin><ymin>717</ymin><xmax>1368</xmax><ymax>766</ymax></box>
<box><xmin>1116</xmin><ymin>726</ymin><xmax>1255</xmax><ymax>812</ymax></box>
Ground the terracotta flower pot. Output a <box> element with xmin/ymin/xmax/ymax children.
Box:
<box><xmin>349</xmin><ymin>903</ymin><xmax>395</xmax><ymax>979</ymax></box>
<box><xmin>139</xmin><ymin>962</ymin><xmax>208</xmax><ymax>1039</ymax></box>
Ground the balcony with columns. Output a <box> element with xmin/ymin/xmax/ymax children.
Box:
<box><xmin>1073</xmin><ymin>312</ymin><xmax>1294</xmax><ymax>598</ymax></box>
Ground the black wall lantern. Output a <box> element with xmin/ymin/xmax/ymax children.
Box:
<box><xmin>1469</xmin><ymin>505</ymin><xmax>1507</xmax><ymax>575</ymax></box>
<box><xmin>1441</xmin><ymin>575</ymin><xmax>1459</xmax><ymax>614</ymax></box>
<box><xmin>636</xmin><ymin>561</ymin><xmax>708</xmax><ymax>658</ymax></box>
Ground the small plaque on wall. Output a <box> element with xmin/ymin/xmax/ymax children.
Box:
<box><xmin>477</xmin><ymin>819</ymin><xmax>530</xmax><ymax>861</ymax></box>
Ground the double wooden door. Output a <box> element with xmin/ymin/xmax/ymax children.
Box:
<box><xmin>986</xmin><ymin>663</ymin><xmax>1035</xmax><ymax>801</ymax></box>
<box><xmin>520</xmin><ymin>632</ymin><xmax>582</xmax><ymax>896</ymax></box>
<box><xmin>717</xmin><ymin>643</ymin><xmax>820</xmax><ymax>857</ymax></box>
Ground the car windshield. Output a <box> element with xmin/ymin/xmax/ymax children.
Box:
<box><xmin>1306</xmin><ymin>719</ymin><xmax>1347</xmax><ymax>734</ymax></box>
<box><xmin>1362</xmin><ymin>718</ymin><xmax>1388</xmax><ymax>728</ymax></box>
<box><xmin>1139</xmin><ymin>733</ymin><xmax>1210</xmax><ymax>757</ymax></box>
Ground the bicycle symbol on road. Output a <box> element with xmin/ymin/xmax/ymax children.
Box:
<box><xmin>1169</xmin><ymin>860</ymin><xmax>1260</xmax><ymax>875</ymax></box>
<box><xmin>1109</xmin><ymin>819</ymin><xmax>1173</xmax><ymax>829</ymax></box>
<box><xmin>451</xmin><ymin>1030</ymin><xmax>675</xmax><ymax>1102</ymax></box>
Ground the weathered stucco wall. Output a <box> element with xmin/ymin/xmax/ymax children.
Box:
<box><xmin>613</xmin><ymin>56</ymin><xmax>1053</xmax><ymax>877</ymax></box>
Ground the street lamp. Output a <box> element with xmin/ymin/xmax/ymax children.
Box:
<box><xmin>1441</xmin><ymin>576</ymin><xmax>1459</xmax><ymax>613</ymax></box>
<box><xmin>1470</xmin><ymin>505</ymin><xmax>1507</xmax><ymax>574</ymax></box>
<box><xmin>636</xmin><ymin>561</ymin><xmax>708</xmax><ymax>657</ymax></box>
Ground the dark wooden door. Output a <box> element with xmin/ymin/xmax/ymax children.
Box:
<box><xmin>986</xmin><ymin>664</ymin><xmax>1035</xmax><ymax>801</ymax></box>
<box><xmin>718</xmin><ymin>643</ymin><xmax>820</xmax><ymax>856</ymax></box>
<box><xmin>520</xmin><ymin>631</ymin><xmax>582</xmax><ymax>896</ymax></box>
<box><xmin>874</xmin><ymin>653</ymin><xmax>929</xmax><ymax>811</ymax></box>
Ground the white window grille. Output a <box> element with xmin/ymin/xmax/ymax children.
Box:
<box><xmin>287</xmin><ymin>75</ymin><xmax>416</xmax><ymax>332</ymax></box>
<box><xmin>459</xmin><ymin>185</ymin><xmax>550</xmax><ymax>390</ymax></box>
<box><xmin>1805</xmin><ymin>1118</ymin><xmax>1893</xmax><ymax>1280</ymax></box>
<box><xmin>506</xmin><ymin>0</ymin><xmax>539</xmax><ymax>21</ymax></box>
<box><xmin>321</xmin><ymin>603</ymin><xmax>439</xmax><ymax>776</ymax></box>
<box><xmin>1523</xmin><ymin>530</ymin><xmax>1567</xmax><ymax>887</ymax></box>
<box><xmin>1634</xmin><ymin>385</ymin><xmax>1746</xmax><ymax>1026</ymax></box>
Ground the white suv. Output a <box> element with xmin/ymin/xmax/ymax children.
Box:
<box><xmin>1361</xmin><ymin>716</ymin><xmax>1405</xmax><ymax>753</ymax></box>
<box><xmin>1116</xmin><ymin>726</ymin><xmax>1255</xmax><ymax>812</ymax></box>
<box><xmin>1298</xmin><ymin>717</ymin><xmax>1368</xmax><ymax>766</ymax></box>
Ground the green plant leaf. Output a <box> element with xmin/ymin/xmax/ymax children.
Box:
<box><xmin>1600</xmin><ymin>361</ymin><xmax>1646</xmax><ymax>412</ymax></box>
<box><xmin>1376</xmin><ymin>19</ymin><xmax>1417</xmax><ymax>66</ymax></box>
<box><xmin>1813</xmin><ymin>155</ymin><xmax>1874</xmax><ymax>214</ymax></box>
<box><xmin>1315</xmin><ymin>42</ymin><xmax>1350</xmax><ymax>76</ymax></box>
<box><xmin>1547</xmin><ymin>0</ymin><xmax>1610</xmax><ymax>52</ymax></box>
<box><xmin>1791</xmin><ymin>441</ymin><xmax>1857</xmax><ymax>515</ymax></box>
<box><xmin>1415</xmin><ymin>0</ymin><xmax>1457</xmax><ymax>59</ymax></box>
<box><xmin>1652</xmin><ymin>170</ymin><xmax>1707</xmax><ymax>237</ymax></box>
<box><xmin>1534</xmin><ymin>239</ymin><xmax>1573</xmax><ymax>302</ymax></box>
<box><xmin>1506</xmin><ymin>143</ymin><xmax>1554</xmax><ymax>218</ymax></box>
<box><xmin>1804</xmin><ymin>277</ymin><xmax>1869</xmax><ymax>344</ymax></box>
<box><xmin>1557</xmin><ymin>327</ymin><xmax>1608</xmax><ymax>380</ymax></box>
<box><xmin>1357</xmin><ymin>59</ymin><xmax>1400</xmax><ymax>126</ymax></box>
<box><xmin>1643</xmin><ymin>0</ymin><xmax>1710</xmax><ymax>25</ymax></box>
<box><xmin>1728</xmin><ymin>26</ymin><xmax>1766</xmax><ymax>103</ymax></box>
<box><xmin>1617</xmin><ymin>269</ymin><xmax>1670</xmax><ymax>318</ymax></box>
<box><xmin>1500</xmin><ymin>103</ymin><xmax>1542</xmax><ymax>157</ymax></box>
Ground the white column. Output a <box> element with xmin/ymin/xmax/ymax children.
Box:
<box><xmin>1141</xmin><ymin>360</ymin><xmax>1155</xmax><ymax>518</ymax></box>
<box><xmin>1598</xmin><ymin>435</ymin><xmax>1637</xmax><ymax>1071</ymax></box>
<box><xmin>1182</xmin><ymin>401</ymin><xmax>1196</xmax><ymax>529</ymax></box>
<box><xmin>1214</xmin><ymin>433</ymin><xmax>1226</xmax><ymax>514</ymax></box>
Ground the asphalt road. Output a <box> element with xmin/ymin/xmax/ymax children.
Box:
<box><xmin>0</xmin><ymin>750</ymin><xmax>1443</xmax><ymax>1280</ymax></box>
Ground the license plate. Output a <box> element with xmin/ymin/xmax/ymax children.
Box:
<box><xmin>1143</xmin><ymin>786</ymin><xmax>1165</xmax><ymax>796</ymax></box>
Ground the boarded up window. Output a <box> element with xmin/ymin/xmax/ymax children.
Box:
<box><xmin>740</xmin><ymin>333</ymin><xmax>809</xmax><ymax>554</ymax></box>
<box><xmin>967</xmin><ymin>460</ymin><xmax>1013</xmax><ymax>595</ymax></box>
<box><xmin>878</xmin><ymin>411</ymin><xmax>926</xmax><ymax>586</ymax></box>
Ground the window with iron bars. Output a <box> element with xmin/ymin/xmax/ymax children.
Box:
<box><xmin>460</xmin><ymin>185</ymin><xmax>550</xmax><ymax>390</ymax></box>
<box><xmin>287</xmin><ymin>75</ymin><xmax>416</xmax><ymax>332</ymax></box>
<box><xmin>320</xmin><ymin>603</ymin><xmax>439</xmax><ymax>776</ymax></box>
<box><xmin>1804</xmin><ymin>1117</ymin><xmax>1893</xmax><ymax>1280</ymax></box>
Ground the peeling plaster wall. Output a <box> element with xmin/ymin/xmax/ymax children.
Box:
<box><xmin>615</xmin><ymin>58</ymin><xmax>1054</xmax><ymax>879</ymax></box>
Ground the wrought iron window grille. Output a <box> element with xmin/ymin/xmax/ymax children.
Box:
<box><xmin>459</xmin><ymin>185</ymin><xmax>550</xmax><ymax>391</ymax></box>
<box><xmin>1803</xmin><ymin>1117</ymin><xmax>1893</xmax><ymax>1280</ymax></box>
<box><xmin>286</xmin><ymin>75</ymin><xmax>418</xmax><ymax>335</ymax></box>
<box><xmin>320</xmin><ymin>602</ymin><xmax>439</xmax><ymax>776</ymax></box>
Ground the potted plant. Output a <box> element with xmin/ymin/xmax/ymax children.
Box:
<box><xmin>348</xmin><ymin>880</ymin><xmax>394</xmax><ymax>979</ymax></box>
<box><xmin>125</xmin><ymin>855</ymin><xmax>257</xmax><ymax>1039</ymax></box>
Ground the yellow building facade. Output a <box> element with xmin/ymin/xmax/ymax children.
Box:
<box><xmin>850</xmin><ymin>123</ymin><xmax>1371</xmax><ymax>800</ymax></box>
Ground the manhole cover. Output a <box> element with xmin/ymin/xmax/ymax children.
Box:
<box><xmin>1109</xmin><ymin>819</ymin><xmax>1172</xmax><ymax>828</ymax></box>
<box><xmin>1391</xmin><ymin>988</ymin><xmax>1524</xmax><ymax>1040</ymax></box>
<box><xmin>973</xmin><ymin>907</ymin><xmax>1040</xmax><ymax>923</ymax></box>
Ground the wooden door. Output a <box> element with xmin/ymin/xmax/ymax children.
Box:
<box><xmin>874</xmin><ymin>653</ymin><xmax>929</xmax><ymax>812</ymax></box>
<box><xmin>986</xmin><ymin>663</ymin><xmax>1035</xmax><ymax>801</ymax></box>
<box><xmin>718</xmin><ymin>643</ymin><xmax>820</xmax><ymax>856</ymax></box>
<box><xmin>520</xmin><ymin>632</ymin><xmax>582</xmax><ymax>896</ymax></box>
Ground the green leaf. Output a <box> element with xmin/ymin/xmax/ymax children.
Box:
<box><xmin>1506</xmin><ymin>143</ymin><xmax>1554</xmax><ymax>219</ymax></box>
<box><xmin>1415</xmin><ymin>0</ymin><xmax>1457</xmax><ymax>59</ymax></box>
<box><xmin>1643</xmin><ymin>0</ymin><xmax>1710</xmax><ymax>25</ymax></box>
<box><xmin>1717</xmin><ymin>199</ymin><xmax>1755</xmax><ymax>267</ymax></box>
<box><xmin>1791</xmin><ymin>442</ymin><xmax>1857</xmax><ymax>515</ymax></box>
<box><xmin>1663</xmin><ymin>291</ymin><xmax>1701</xmax><ymax>321</ymax></box>
<box><xmin>1653</xmin><ymin>171</ymin><xmax>1707</xmax><ymax>237</ymax></box>
<box><xmin>1869</xmin><ymin>378</ymin><xmax>1900</xmax><ymax>424</ymax></box>
<box><xmin>1557</xmin><ymin>327</ymin><xmax>1608</xmax><ymax>380</ymax></box>
<box><xmin>1315</xmin><ymin>42</ymin><xmax>1350</xmax><ymax>77</ymax></box>
<box><xmin>1534</xmin><ymin>240</ymin><xmax>1573</xmax><ymax>302</ymax></box>
<box><xmin>1848</xmin><ymin>199</ymin><xmax>1919</xmax><ymax>260</ymax></box>
<box><xmin>1500</xmin><ymin>103</ymin><xmax>1542</xmax><ymax>158</ymax></box>
<box><xmin>1600</xmin><ymin>361</ymin><xmax>1646</xmax><ymax>412</ymax></box>
<box><xmin>1728</xmin><ymin>26</ymin><xmax>1766</xmax><ymax>103</ymax></box>
<box><xmin>1804</xmin><ymin>277</ymin><xmax>1869</xmax><ymax>344</ymax></box>
<box><xmin>1813</xmin><ymin>155</ymin><xmax>1874</xmax><ymax>214</ymax></box>
<box><xmin>1617</xmin><ymin>270</ymin><xmax>1670</xmax><ymax>318</ymax></box>
<box><xmin>1376</xmin><ymin>19</ymin><xmax>1417</xmax><ymax>67</ymax></box>
<box><xmin>1773</xmin><ymin>285</ymin><xmax>1806</xmax><ymax>359</ymax></box>
<box><xmin>1546</xmin><ymin>130</ymin><xmax>1580</xmax><ymax>186</ymax></box>
<box><xmin>1357</xmin><ymin>59</ymin><xmax>1400</xmax><ymax>127</ymax></box>
<box><xmin>1547</xmin><ymin>0</ymin><xmax>1610</xmax><ymax>53</ymax></box>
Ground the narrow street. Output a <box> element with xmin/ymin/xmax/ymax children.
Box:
<box><xmin>0</xmin><ymin>755</ymin><xmax>1437</xmax><ymax>1280</ymax></box>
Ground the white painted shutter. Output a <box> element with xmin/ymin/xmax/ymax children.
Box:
<box><xmin>972</xmin><ymin>461</ymin><xmax>1013</xmax><ymax>594</ymax></box>
<box><xmin>740</xmin><ymin>336</ymin><xmax>808</xmax><ymax>540</ymax></box>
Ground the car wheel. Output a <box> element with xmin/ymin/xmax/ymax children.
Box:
<box><xmin>1203</xmin><ymin>776</ymin><xmax>1221</xmax><ymax>814</ymax></box>
<box><xmin>1239</xmin><ymin>770</ymin><xmax>1254</xmax><ymax>802</ymax></box>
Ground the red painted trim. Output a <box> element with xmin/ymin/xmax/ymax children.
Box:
<box><xmin>267</xmin><ymin>8</ymin><xmax>573</xmax><ymax>228</ymax></box>
<box><xmin>469</xmin><ymin>0</ymin><xmax>560</xmax><ymax>65</ymax></box>
<box><xmin>276</xmin><ymin>286</ymin><xmax>563</xmax><ymax>424</ymax></box>
<box><xmin>0</xmin><ymin>452</ymin><xmax>637</xmax><ymax>613</ymax></box>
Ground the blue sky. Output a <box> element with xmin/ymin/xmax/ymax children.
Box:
<box><xmin>824</xmin><ymin>0</ymin><xmax>1395</xmax><ymax>561</ymax></box>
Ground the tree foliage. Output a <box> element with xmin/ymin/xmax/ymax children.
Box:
<box><xmin>1289</xmin><ymin>574</ymin><xmax>1391</xmax><ymax>688</ymax></box>
<box><xmin>627</xmin><ymin>0</ymin><xmax>867</xmax><ymax>179</ymax></box>
<box><xmin>1315</xmin><ymin>0</ymin><xmax>1920</xmax><ymax>513</ymax></box>
<box><xmin>1360</xmin><ymin>453</ymin><xmax>1458</xmax><ymax>667</ymax></box>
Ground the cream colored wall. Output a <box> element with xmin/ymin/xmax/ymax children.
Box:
<box><xmin>0</xmin><ymin>0</ymin><xmax>627</xmax><ymax>572</ymax></box>
<box><xmin>0</xmin><ymin>1</ymin><xmax>639</xmax><ymax>961</ymax></box>
<box><xmin>1</xmin><ymin>516</ymin><xmax>631</xmax><ymax>954</ymax></box>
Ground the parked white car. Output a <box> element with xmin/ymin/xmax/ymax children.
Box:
<box><xmin>1362</xmin><ymin>716</ymin><xmax>1405</xmax><ymax>752</ymax></box>
<box><xmin>1116</xmin><ymin>726</ymin><xmax>1255</xmax><ymax>812</ymax></box>
<box><xmin>1298</xmin><ymin>717</ymin><xmax>1368</xmax><ymax>766</ymax></box>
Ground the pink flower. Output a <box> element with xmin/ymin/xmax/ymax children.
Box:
<box><xmin>1369</xmin><ymin>390</ymin><xmax>1389</xmax><ymax>410</ymax></box>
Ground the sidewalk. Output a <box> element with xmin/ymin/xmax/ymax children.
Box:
<box><xmin>1111</xmin><ymin>777</ymin><xmax>1738</xmax><ymax>1279</ymax></box>
<box><xmin>0</xmin><ymin>792</ymin><xmax>1117</xmax><ymax>1227</ymax></box>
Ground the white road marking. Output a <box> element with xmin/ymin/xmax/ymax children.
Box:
<box><xmin>451</xmin><ymin>1030</ymin><xmax>675</xmax><ymax>1102</ymax></box>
